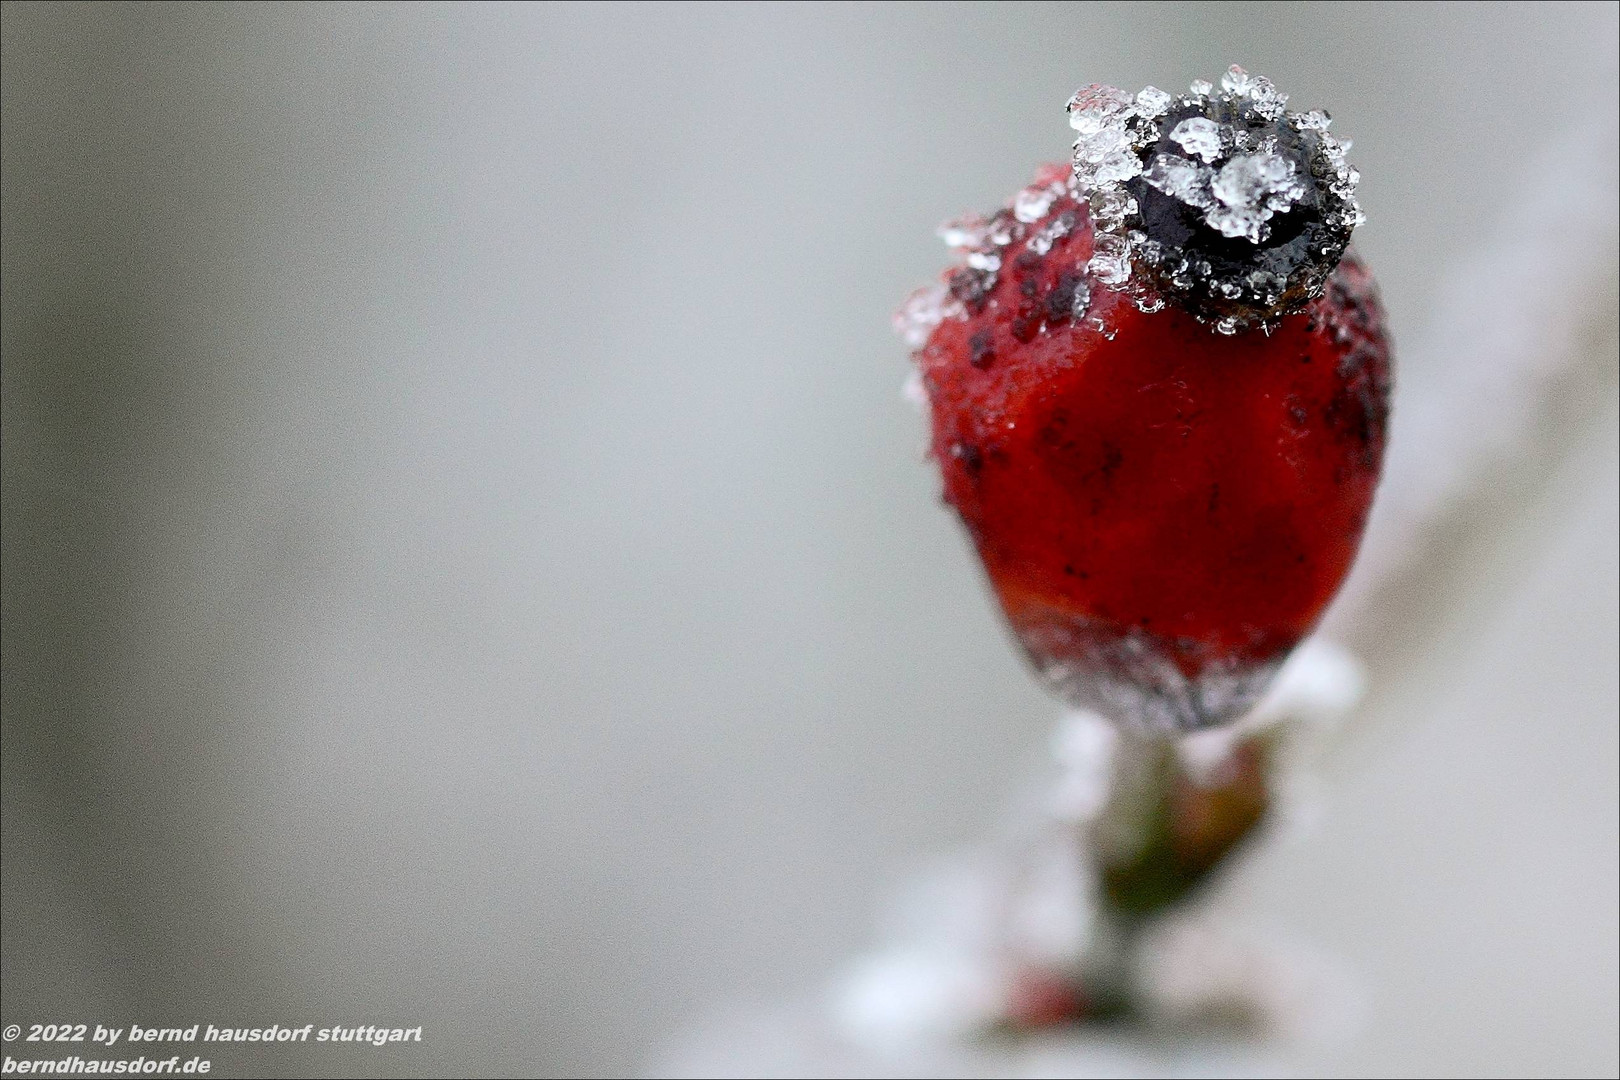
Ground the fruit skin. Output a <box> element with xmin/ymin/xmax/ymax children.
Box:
<box><xmin>915</xmin><ymin>173</ymin><xmax>1391</xmax><ymax>732</ymax></box>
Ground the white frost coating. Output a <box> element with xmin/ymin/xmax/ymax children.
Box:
<box><xmin>1170</xmin><ymin>116</ymin><xmax>1223</xmax><ymax>163</ymax></box>
<box><xmin>1091</xmin><ymin>146</ymin><xmax>1144</xmax><ymax>185</ymax></box>
<box><xmin>1013</xmin><ymin>184</ymin><xmax>1057</xmax><ymax>223</ymax></box>
<box><xmin>1024</xmin><ymin>210</ymin><xmax>1074</xmax><ymax>255</ymax></box>
<box><xmin>937</xmin><ymin>216</ymin><xmax>987</xmax><ymax>250</ymax></box>
<box><xmin>900</xmin><ymin>368</ymin><xmax>927</xmax><ymax>412</ymax></box>
<box><xmin>1145</xmin><ymin>147</ymin><xmax>1308</xmax><ymax>244</ymax></box>
<box><xmin>1048</xmin><ymin>709</ymin><xmax>1116</xmax><ymax>822</ymax></box>
<box><xmin>1176</xmin><ymin>639</ymin><xmax>1365</xmax><ymax>784</ymax></box>
<box><xmin>1247</xmin><ymin>638</ymin><xmax>1366</xmax><ymax>731</ymax></box>
<box><xmin>1143</xmin><ymin>152</ymin><xmax>1214</xmax><ymax>209</ymax></box>
<box><xmin>833</xmin><ymin>948</ymin><xmax>1008</xmax><ymax>1048</ymax></box>
<box><xmin>1069</xmin><ymin>278</ymin><xmax>1092</xmax><ymax>320</ymax></box>
<box><xmin>984</xmin><ymin>213</ymin><xmax>1019</xmax><ymax>246</ymax></box>
<box><xmin>1069</xmin><ymin>84</ymin><xmax>1144</xmax><ymax>196</ymax></box>
<box><xmin>1211</xmin><ymin>154</ymin><xmax>1296</xmax><ymax>210</ymax></box>
<box><xmin>1206</xmin><ymin>153</ymin><xmax>1306</xmax><ymax>241</ymax></box>
<box><xmin>827</xmin><ymin>832</ymin><xmax>1103</xmax><ymax>1051</ymax></box>
<box><xmin>827</xmin><ymin>844</ymin><xmax>1092</xmax><ymax>1049</ymax></box>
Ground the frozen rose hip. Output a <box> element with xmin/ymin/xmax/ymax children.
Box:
<box><xmin>898</xmin><ymin>68</ymin><xmax>1391</xmax><ymax>732</ymax></box>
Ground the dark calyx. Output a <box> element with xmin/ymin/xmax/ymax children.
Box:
<box><xmin>1127</xmin><ymin>103</ymin><xmax>1348</xmax><ymax>328</ymax></box>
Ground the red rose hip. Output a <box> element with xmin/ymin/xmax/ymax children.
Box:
<box><xmin>898</xmin><ymin>68</ymin><xmax>1391</xmax><ymax>732</ymax></box>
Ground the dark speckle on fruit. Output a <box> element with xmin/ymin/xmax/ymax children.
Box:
<box><xmin>1045</xmin><ymin>271</ymin><xmax>1083</xmax><ymax>325</ymax></box>
<box><xmin>949</xmin><ymin>267</ymin><xmax>993</xmax><ymax>313</ymax></box>
<box><xmin>950</xmin><ymin>440</ymin><xmax>984</xmax><ymax>474</ymax></box>
<box><xmin>1011</xmin><ymin>311</ymin><xmax>1040</xmax><ymax>343</ymax></box>
<box><xmin>1098</xmin><ymin>443</ymin><xmax>1124</xmax><ymax>482</ymax></box>
<box><xmin>970</xmin><ymin>330</ymin><xmax>995</xmax><ymax>369</ymax></box>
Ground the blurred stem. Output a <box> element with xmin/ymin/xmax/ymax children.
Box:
<box><xmin>1099</xmin><ymin>729</ymin><xmax>1275</xmax><ymax>920</ymax></box>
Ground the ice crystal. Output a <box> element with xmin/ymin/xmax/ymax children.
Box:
<box><xmin>938</xmin><ymin>217</ymin><xmax>987</xmax><ymax>250</ymax></box>
<box><xmin>1066</xmin><ymin>83</ymin><xmax>1134</xmax><ymax>135</ymax></box>
<box><xmin>1170</xmin><ymin>116</ymin><xmax>1223</xmax><ymax>163</ymax></box>
<box><xmin>1088</xmin><ymin>233</ymin><xmax>1132</xmax><ymax>286</ymax></box>
<box><xmin>1078</xmin><ymin>121</ymin><xmax>1131</xmax><ymax>157</ymax></box>
<box><xmin>1088</xmin><ymin>188</ymin><xmax>1138</xmax><ymax>230</ymax></box>
<box><xmin>1024</xmin><ymin>210</ymin><xmax>1076</xmax><ymax>256</ymax></box>
<box><xmin>1013</xmin><ymin>184</ymin><xmax>1056</xmax><ymax>224</ymax></box>
<box><xmin>1220</xmin><ymin>65</ymin><xmax>1256</xmax><ymax>96</ymax></box>
<box><xmin>1293</xmin><ymin>108</ymin><xmax>1331</xmax><ymax>131</ymax></box>
<box><xmin>1091</xmin><ymin>148</ymin><xmax>1142</xmax><ymax>186</ymax></box>
<box><xmin>892</xmin><ymin>283</ymin><xmax>951</xmax><ymax>349</ymax></box>
<box><xmin>1134</xmin><ymin>85</ymin><xmax>1172</xmax><ymax>119</ymax></box>
<box><xmin>1069</xmin><ymin>278</ymin><xmax>1092</xmax><ymax>320</ymax></box>
<box><xmin>984</xmin><ymin>209</ymin><xmax>1021</xmax><ymax>247</ymax></box>
<box><xmin>1143</xmin><ymin>153</ymin><xmax>1215</xmax><ymax>210</ymax></box>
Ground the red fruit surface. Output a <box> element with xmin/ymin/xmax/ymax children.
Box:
<box><xmin>915</xmin><ymin>178</ymin><xmax>1391</xmax><ymax>731</ymax></box>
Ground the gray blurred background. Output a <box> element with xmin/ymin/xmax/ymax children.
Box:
<box><xmin>2</xmin><ymin>3</ymin><xmax>1616</xmax><ymax>1077</ymax></box>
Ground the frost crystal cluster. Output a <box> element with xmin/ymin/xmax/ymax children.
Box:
<box><xmin>1068</xmin><ymin>66</ymin><xmax>1364</xmax><ymax>333</ymax></box>
<box><xmin>915</xmin><ymin>161</ymin><xmax>1087</xmax><ymax>335</ymax></box>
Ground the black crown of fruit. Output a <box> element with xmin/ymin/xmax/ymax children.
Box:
<box><xmin>1070</xmin><ymin>66</ymin><xmax>1364</xmax><ymax>334</ymax></box>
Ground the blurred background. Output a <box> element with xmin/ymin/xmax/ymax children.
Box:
<box><xmin>2</xmin><ymin>3</ymin><xmax>1616</xmax><ymax>1077</ymax></box>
